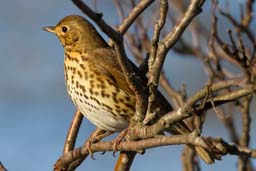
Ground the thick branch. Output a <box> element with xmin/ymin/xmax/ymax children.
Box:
<box><xmin>129</xmin><ymin>78</ymin><xmax>255</xmax><ymax>140</ymax></box>
<box><xmin>114</xmin><ymin>151</ymin><xmax>137</xmax><ymax>171</ymax></box>
<box><xmin>55</xmin><ymin>134</ymin><xmax>256</xmax><ymax>171</ymax></box>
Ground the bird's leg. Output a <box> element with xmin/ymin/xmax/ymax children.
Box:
<box><xmin>84</xmin><ymin>128</ymin><xmax>114</xmax><ymax>159</ymax></box>
<box><xmin>112</xmin><ymin>126</ymin><xmax>148</xmax><ymax>156</ymax></box>
<box><xmin>112</xmin><ymin>128</ymin><xmax>129</xmax><ymax>157</ymax></box>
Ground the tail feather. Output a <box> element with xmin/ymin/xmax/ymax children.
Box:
<box><xmin>194</xmin><ymin>146</ymin><xmax>214</xmax><ymax>164</ymax></box>
<box><xmin>167</xmin><ymin>122</ymin><xmax>214</xmax><ymax>164</ymax></box>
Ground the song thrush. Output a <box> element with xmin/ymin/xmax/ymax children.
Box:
<box><xmin>44</xmin><ymin>15</ymin><xmax>214</xmax><ymax>164</ymax></box>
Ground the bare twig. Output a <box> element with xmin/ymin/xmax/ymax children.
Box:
<box><xmin>182</xmin><ymin>146</ymin><xmax>200</xmax><ymax>171</ymax></box>
<box><xmin>146</xmin><ymin>0</ymin><xmax>205</xmax><ymax>124</ymax></box>
<box><xmin>117</xmin><ymin>0</ymin><xmax>155</xmax><ymax>34</ymax></box>
<box><xmin>145</xmin><ymin>0</ymin><xmax>169</xmax><ymax>124</ymax></box>
<box><xmin>63</xmin><ymin>110</ymin><xmax>83</xmax><ymax>154</ymax></box>
<box><xmin>238</xmin><ymin>95</ymin><xmax>252</xmax><ymax>171</ymax></box>
<box><xmin>241</xmin><ymin>0</ymin><xmax>254</xmax><ymax>27</ymax></box>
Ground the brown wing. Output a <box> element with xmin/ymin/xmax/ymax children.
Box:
<box><xmin>92</xmin><ymin>48</ymin><xmax>134</xmax><ymax>95</ymax></box>
<box><xmin>92</xmin><ymin>48</ymin><xmax>172</xmax><ymax>113</ymax></box>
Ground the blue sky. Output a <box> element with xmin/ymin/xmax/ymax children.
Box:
<box><xmin>0</xmin><ymin>1</ymin><xmax>255</xmax><ymax>171</ymax></box>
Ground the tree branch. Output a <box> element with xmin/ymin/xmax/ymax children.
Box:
<box><xmin>63</xmin><ymin>110</ymin><xmax>83</xmax><ymax>154</ymax></box>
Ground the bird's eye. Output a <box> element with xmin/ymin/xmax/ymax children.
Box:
<box><xmin>62</xmin><ymin>26</ymin><xmax>68</xmax><ymax>33</ymax></box>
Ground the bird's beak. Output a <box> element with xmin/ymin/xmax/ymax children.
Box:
<box><xmin>43</xmin><ymin>26</ymin><xmax>56</xmax><ymax>33</ymax></box>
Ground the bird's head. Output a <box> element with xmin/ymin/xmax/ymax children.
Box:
<box><xmin>43</xmin><ymin>15</ymin><xmax>108</xmax><ymax>50</ymax></box>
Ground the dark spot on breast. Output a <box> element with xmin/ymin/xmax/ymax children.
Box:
<box><xmin>71</xmin><ymin>75</ymin><xmax>74</xmax><ymax>84</ymax></box>
<box><xmin>77</xmin><ymin>70</ymin><xmax>82</xmax><ymax>78</ymax></box>
<box><xmin>100</xmin><ymin>90</ymin><xmax>111</xmax><ymax>98</ymax></box>
<box><xmin>124</xmin><ymin>96</ymin><xmax>131</xmax><ymax>101</ymax></box>
<box><xmin>90</xmin><ymin>96</ymin><xmax>101</xmax><ymax>105</ymax></box>
<box><xmin>121</xmin><ymin>109</ymin><xmax>128</xmax><ymax>113</ymax></box>
<box><xmin>97</xmin><ymin>84</ymin><xmax>106</xmax><ymax>89</ymax></box>
<box><xmin>101</xmin><ymin>90</ymin><xmax>106</xmax><ymax>97</ymax></box>
<box><xmin>89</xmin><ymin>74</ymin><xmax>94</xmax><ymax>79</ymax></box>
<box><xmin>101</xmin><ymin>103</ymin><xmax>113</xmax><ymax>112</ymax></box>
<box><xmin>75</xmin><ymin>90</ymin><xmax>79</xmax><ymax>95</ymax></box>
<box><xmin>89</xmin><ymin>88</ymin><xmax>93</xmax><ymax>95</ymax></box>
<box><xmin>107</xmin><ymin>79</ymin><xmax>115</xmax><ymax>86</ymax></box>
<box><xmin>124</xmin><ymin>103</ymin><xmax>134</xmax><ymax>111</ymax></box>
<box><xmin>90</xmin><ymin>80</ymin><xmax>95</xmax><ymax>88</ymax></box>
<box><xmin>83</xmin><ymin>100</ymin><xmax>99</xmax><ymax>110</ymax></box>
<box><xmin>79</xmin><ymin>85</ymin><xmax>86</xmax><ymax>93</ymax></box>
<box><xmin>75</xmin><ymin>81</ymin><xmax>79</xmax><ymax>88</ymax></box>
<box><xmin>84</xmin><ymin>94</ymin><xmax>89</xmax><ymax>99</ymax></box>
<box><xmin>115</xmin><ymin>109</ymin><xmax>121</xmax><ymax>114</ymax></box>
<box><xmin>66</xmin><ymin>55</ymin><xmax>72</xmax><ymax>60</ymax></box>
<box><xmin>73</xmin><ymin>57</ymin><xmax>79</xmax><ymax>63</ymax></box>
<box><xmin>112</xmin><ymin>92</ymin><xmax>118</xmax><ymax>103</ymax></box>
<box><xmin>96</xmin><ymin>77</ymin><xmax>104</xmax><ymax>84</ymax></box>
<box><xmin>73</xmin><ymin>67</ymin><xmax>76</xmax><ymax>74</ymax></box>
<box><xmin>115</xmin><ymin>105</ymin><xmax>120</xmax><ymax>109</ymax></box>
<box><xmin>65</xmin><ymin>72</ymin><xmax>69</xmax><ymax>81</ymax></box>
<box><xmin>80</xmin><ymin>64</ymin><xmax>85</xmax><ymax>69</ymax></box>
<box><xmin>119</xmin><ymin>98</ymin><xmax>124</xmax><ymax>103</ymax></box>
<box><xmin>94</xmin><ymin>91</ymin><xmax>99</xmax><ymax>96</ymax></box>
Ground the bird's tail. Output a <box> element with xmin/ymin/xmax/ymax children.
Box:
<box><xmin>167</xmin><ymin>122</ymin><xmax>214</xmax><ymax>164</ymax></box>
<box><xmin>194</xmin><ymin>146</ymin><xmax>214</xmax><ymax>164</ymax></box>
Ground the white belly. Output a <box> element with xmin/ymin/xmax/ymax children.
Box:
<box><xmin>67</xmin><ymin>85</ymin><xmax>129</xmax><ymax>132</ymax></box>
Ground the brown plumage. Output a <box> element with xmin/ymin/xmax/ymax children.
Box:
<box><xmin>44</xmin><ymin>15</ymin><xmax>214</xmax><ymax>164</ymax></box>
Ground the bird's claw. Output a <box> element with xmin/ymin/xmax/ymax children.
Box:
<box><xmin>85</xmin><ymin>140</ymin><xmax>95</xmax><ymax>160</ymax></box>
<box><xmin>112</xmin><ymin>129</ymin><xmax>128</xmax><ymax>157</ymax></box>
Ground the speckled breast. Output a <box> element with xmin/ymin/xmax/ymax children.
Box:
<box><xmin>63</xmin><ymin>52</ymin><xmax>134</xmax><ymax>132</ymax></box>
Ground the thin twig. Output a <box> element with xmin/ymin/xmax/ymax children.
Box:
<box><xmin>238</xmin><ymin>95</ymin><xmax>252</xmax><ymax>171</ymax></box>
<box><xmin>147</xmin><ymin>0</ymin><xmax>205</xmax><ymax>124</ymax></box>
<box><xmin>117</xmin><ymin>0</ymin><xmax>155</xmax><ymax>34</ymax></box>
<box><xmin>63</xmin><ymin>110</ymin><xmax>83</xmax><ymax>154</ymax></box>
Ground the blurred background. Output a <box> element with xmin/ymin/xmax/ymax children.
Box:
<box><xmin>0</xmin><ymin>1</ymin><xmax>255</xmax><ymax>171</ymax></box>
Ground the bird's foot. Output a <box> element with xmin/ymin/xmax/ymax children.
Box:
<box><xmin>84</xmin><ymin>129</ymin><xmax>113</xmax><ymax>159</ymax></box>
<box><xmin>85</xmin><ymin>140</ymin><xmax>95</xmax><ymax>160</ymax></box>
<box><xmin>112</xmin><ymin>129</ymin><xmax>128</xmax><ymax>157</ymax></box>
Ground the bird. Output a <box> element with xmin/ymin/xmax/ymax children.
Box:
<box><xmin>43</xmin><ymin>15</ymin><xmax>214</xmax><ymax>164</ymax></box>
